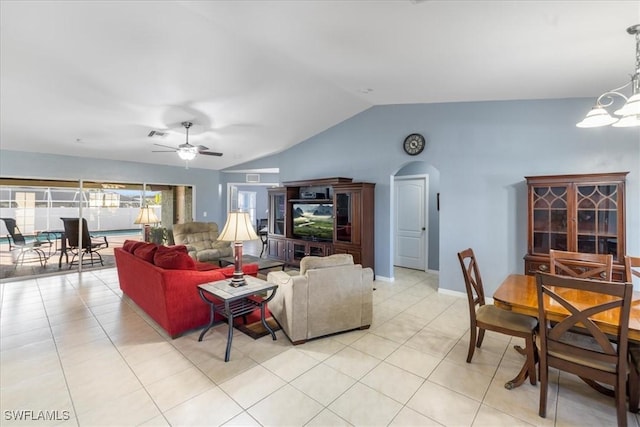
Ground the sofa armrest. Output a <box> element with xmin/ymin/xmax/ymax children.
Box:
<box><xmin>211</xmin><ymin>240</ymin><xmax>231</xmax><ymax>249</ymax></box>
<box><xmin>266</xmin><ymin>271</ymin><xmax>310</xmax><ymax>343</ymax></box>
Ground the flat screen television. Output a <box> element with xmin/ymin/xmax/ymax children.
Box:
<box><xmin>292</xmin><ymin>203</ymin><xmax>333</xmax><ymax>241</ymax></box>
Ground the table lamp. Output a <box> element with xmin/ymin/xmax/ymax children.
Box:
<box><xmin>218</xmin><ymin>211</ymin><xmax>259</xmax><ymax>287</ymax></box>
<box><xmin>134</xmin><ymin>206</ymin><xmax>160</xmax><ymax>242</ymax></box>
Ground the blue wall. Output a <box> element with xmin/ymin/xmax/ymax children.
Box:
<box><xmin>227</xmin><ymin>98</ymin><xmax>640</xmax><ymax>294</ymax></box>
<box><xmin>2</xmin><ymin>98</ymin><xmax>638</xmax><ymax>295</ymax></box>
<box><xmin>0</xmin><ymin>151</ymin><xmax>225</xmax><ymax>225</ymax></box>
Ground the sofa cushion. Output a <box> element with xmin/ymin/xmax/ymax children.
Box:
<box><xmin>133</xmin><ymin>242</ymin><xmax>158</xmax><ymax>263</ymax></box>
<box><xmin>122</xmin><ymin>239</ymin><xmax>145</xmax><ymax>253</ymax></box>
<box><xmin>299</xmin><ymin>254</ymin><xmax>354</xmax><ymax>275</ymax></box>
<box><xmin>154</xmin><ymin>245</ymin><xmax>196</xmax><ymax>270</ymax></box>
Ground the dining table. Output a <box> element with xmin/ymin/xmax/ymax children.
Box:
<box><xmin>492</xmin><ymin>273</ymin><xmax>640</xmax><ymax>390</ymax></box>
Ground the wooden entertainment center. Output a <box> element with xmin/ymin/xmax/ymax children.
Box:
<box><xmin>266</xmin><ymin>177</ymin><xmax>375</xmax><ymax>270</ymax></box>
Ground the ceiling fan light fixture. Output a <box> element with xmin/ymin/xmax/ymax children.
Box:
<box><xmin>177</xmin><ymin>146</ymin><xmax>198</xmax><ymax>161</ymax></box>
<box><xmin>577</xmin><ymin>24</ymin><xmax>640</xmax><ymax>128</ymax></box>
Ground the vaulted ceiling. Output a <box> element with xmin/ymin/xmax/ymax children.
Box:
<box><xmin>1</xmin><ymin>1</ymin><xmax>638</xmax><ymax>170</ymax></box>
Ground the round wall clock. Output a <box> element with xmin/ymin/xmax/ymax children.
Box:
<box><xmin>403</xmin><ymin>133</ymin><xmax>426</xmax><ymax>156</ymax></box>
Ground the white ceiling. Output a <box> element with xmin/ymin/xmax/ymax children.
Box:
<box><xmin>1</xmin><ymin>1</ymin><xmax>638</xmax><ymax>171</ymax></box>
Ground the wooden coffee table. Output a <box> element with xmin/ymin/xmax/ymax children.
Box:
<box><xmin>218</xmin><ymin>255</ymin><xmax>285</xmax><ymax>272</ymax></box>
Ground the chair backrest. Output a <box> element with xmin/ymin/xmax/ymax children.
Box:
<box><xmin>549</xmin><ymin>249</ymin><xmax>613</xmax><ymax>281</ymax></box>
<box><xmin>1</xmin><ymin>217</ymin><xmax>26</xmax><ymax>245</ymax></box>
<box><xmin>625</xmin><ymin>255</ymin><xmax>640</xmax><ymax>287</ymax></box>
<box><xmin>457</xmin><ymin>248</ymin><xmax>487</xmax><ymax>310</ymax></box>
<box><xmin>172</xmin><ymin>222</ymin><xmax>220</xmax><ymax>246</ymax></box>
<box><xmin>60</xmin><ymin>217</ymin><xmax>91</xmax><ymax>249</ymax></box>
<box><xmin>536</xmin><ymin>272</ymin><xmax>632</xmax><ymax>377</ymax></box>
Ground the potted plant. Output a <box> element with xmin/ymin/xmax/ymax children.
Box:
<box><xmin>149</xmin><ymin>226</ymin><xmax>167</xmax><ymax>245</ymax></box>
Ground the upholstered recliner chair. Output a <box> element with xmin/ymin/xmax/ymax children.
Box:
<box><xmin>266</xmin><ymin>254</ymin><xmax>374</xmax><ymax>344</ymax></box>
<box><xmin>172</xmin><ymin>222</ymin><xmax>232</xmax><ymax>263</ymax></box>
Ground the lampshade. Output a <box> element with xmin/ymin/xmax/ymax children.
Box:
<box><xmin>134</xmin><ymin>206</ymin><xmax>160</xmax><ymax>225</ymax></box>
<box><xmin>218</xmin><ymin>211</ymin><xmax>259</xmax><ymax>242</ymax></box>
<box><xmin>614</xmin><ymin>93</ymin><xmax>640</xmax><ymax>116</ymax></box>
<box><xmin>612</xmin><ymin>114</ymin><xmax>640</xmax><ymax>128</ymax></box>
<box><xmin>576</xmin><ymin>106</ymin><xmax>619</xmax><ymax>128</ymax></box>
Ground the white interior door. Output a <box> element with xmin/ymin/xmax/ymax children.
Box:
<box><xmin>394</xmin><ymin>177</ymin><xmax>428</xmax><ymax>270</ymax></box>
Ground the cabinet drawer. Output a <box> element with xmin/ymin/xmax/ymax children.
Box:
<box><xmin>525</xmin><ymin>261</ymin><xmax>550</xmax><ymax>276</ymax></box>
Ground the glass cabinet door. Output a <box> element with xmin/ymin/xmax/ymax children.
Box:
<box><xmin>269</xmin><ymin>192</ymin><xmax>285</xmax><ymax>236</ymax></box>
<box><xmin>291</xmin><ymin>242</ymin><xmax>306</xmax><ymax>263</ymax></box>
<box><xmin>531</xmin><ymin>185</ymin><xmax>568</xmax><ymax>254</ymax></box>
<box><xmin>335</xmin><ymin>192</ymin><xmax>353</xmax><ymax>243</ymax></box>
<box><xmin>576</xmin><ymin>183</ymin><xmax>620</xmax><ymax>261</ymax></box>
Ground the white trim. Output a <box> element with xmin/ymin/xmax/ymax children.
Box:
<box><xmin>437</xmin><ymin>287</ymin><xmax>493</xmax><ymax>304</ymax></box>
<box><xmin>374</xmin><ymin>275</ymin><xmax>394</xmax><ymax>282</ymax></box>
<box><xmin>437</xmin><ymin>288</ymin><xmax>465</xmax><ymax>298</ymax></box>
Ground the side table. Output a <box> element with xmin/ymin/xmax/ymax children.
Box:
<box><xmin>197</xmin><ymin>276</ymin><xmax>278</xmax><ymax>362</ymax></box>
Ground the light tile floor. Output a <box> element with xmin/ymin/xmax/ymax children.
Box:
<box><xmin>1</xmin><ymin>267</ymin><xmax>638</xmax><ymax>426</ymax></box>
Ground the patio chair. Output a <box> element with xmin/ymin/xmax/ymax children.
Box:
<box><xmin>536</xmin><ymin>272</ymin><xmax>632</xmax><ymax>427</ymax></box>
<box><xmin>60</xmin><ymin>217</ymin><xmax>108</xmax><ymax>268</ymax></box>
<box><xmin>1</xmin><ymin>218</ymin><xmax>51</xmax><ymax>267</ymax></box>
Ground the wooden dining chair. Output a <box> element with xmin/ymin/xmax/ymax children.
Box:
<box><xmin>625</xmin><ymin>255</ymin><xmax>640</xmax><ymax>413</ymax></box>
<box><xmin>536</xmin><ymin>272</ymin><xmax>632</xmax><ymax>427</ymax></box>
<box><xmin>549</xmin><ymin>249</ymin><xmax>613</xmax><ymax>281</ymax></box>
<box><xmin>624</xmin><ymin>255</ymin><xmax>640</xmax><ymax>286</ymax></box>
<box><xmin>457</xmin><ymin>248</ymin><xmax>538</xmax><ymax>388</ymax></box>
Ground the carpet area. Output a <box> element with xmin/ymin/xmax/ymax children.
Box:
<box><xmin>1</xmin><ymin>254</ymin><xmax>116</xmax><ymax>281</ymax></box>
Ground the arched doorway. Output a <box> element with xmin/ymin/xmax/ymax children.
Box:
<box><xmin>390</xmin><ymin>161</ymin><xmax>441</xmax><ymax>275</ymax></box>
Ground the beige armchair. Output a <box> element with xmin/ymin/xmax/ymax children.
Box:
<box><xmin>172</xmin><ymin>222</ymin><xmax>232</xmax><ymax>263</ymax></box>
<box><xmin>266</xmin><ymin>254</ymin><xmax>374</xmax><ymax>344</ymax></box>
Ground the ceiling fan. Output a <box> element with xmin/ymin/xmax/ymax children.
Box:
<box><xmin>152</xmin><ymin>121</ymin><xmax>223</xmax><ymax>161</ymax></box>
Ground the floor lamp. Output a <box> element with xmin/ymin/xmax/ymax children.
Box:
<box><xmin>218</xmin><ymin>211</ymin><xmax>259</xmax><ymax>287</ymax></box>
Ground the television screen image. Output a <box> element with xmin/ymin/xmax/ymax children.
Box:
<box><xmin>292</xmin><ymin>203</ymin><xmax>333</xmax><ymax>241</ymax></box>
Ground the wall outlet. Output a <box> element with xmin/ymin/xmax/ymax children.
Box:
<box><xmin>203</xmin><ymin>211</ymin><xmax>207</xmax><ymax>217</ymax></box>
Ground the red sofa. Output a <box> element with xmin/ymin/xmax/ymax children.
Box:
<box><xmin>114</xmin><ymin>242</ymin><xmax>258</xmax><ymax>338</ymax></box>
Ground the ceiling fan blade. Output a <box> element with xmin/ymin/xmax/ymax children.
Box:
<box><xmin>153</xmin><ymin>143</ymin><xmax>178</xmax><ymax>151</ymax></box>
<box><xmin>199</xmin><ymin>151</ymin><xmax>223</xmax><ymax>157</ymax></box>
<box><xmin>196</xmin><ymin>145</ymin><xmax>209</xmax><ymax>151</ymax></box>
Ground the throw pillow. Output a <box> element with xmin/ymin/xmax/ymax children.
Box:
<box><xmin>133</xmin><ymin>242</ymin><xmax>158</xmax><ymax>263</ymax></box>
<box><xmin>154</xmin><ymin>245</ymin><xmax>196</xmax><ymax>270</ymax></box>
<box><xmin>122</xmin><ymin>239</ymin><xmax>145</xmax><ymax>253</ymax></box>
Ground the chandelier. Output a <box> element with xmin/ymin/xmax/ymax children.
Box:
<box><xmin>576</xmin><ymin>24</ymin><xmax>640</xmax><ymax>128</ymax></box>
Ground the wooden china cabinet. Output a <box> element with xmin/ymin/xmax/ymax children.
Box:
<box><xmin>524</xmin><ymin>172</ymin><xmax>628</xmax><ymax>281</ymax></box>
